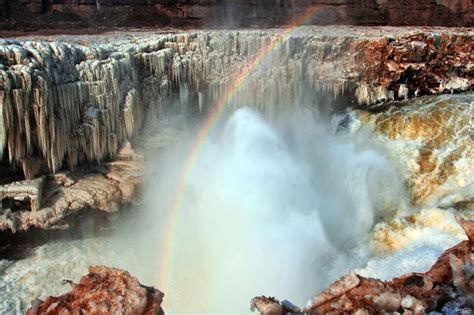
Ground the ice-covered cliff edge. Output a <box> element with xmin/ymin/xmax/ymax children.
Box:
<box><xmin>1</xmin><ymin>27</ymin><xmax>471</xmax><ymax>180</ymax></box>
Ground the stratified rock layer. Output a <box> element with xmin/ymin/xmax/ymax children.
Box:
<box><xmin>0</xmin><ymin>0</ymin><xmax>472</xmax><ymax>31</ymax></box>
<box><xmin>26</xmin><ymin>266</ymin><xmax>164</xmax><ymax>315</ymax></box>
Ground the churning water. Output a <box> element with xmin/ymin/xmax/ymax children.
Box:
<box><xmin>1</xmin><ymin>106</ymin><xmax>413</xmax><ymax>314</ymax></box>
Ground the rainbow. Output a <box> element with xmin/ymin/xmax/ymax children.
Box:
<box><xmin>158</xmin><ymin>4</ymin><xmax>326</xmax><ymax>294</ymax></box>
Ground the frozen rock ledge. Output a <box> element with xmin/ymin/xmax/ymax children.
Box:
<box><xmin>0</xmin><ymin>142</ymin><xmax>144</xmax><ymax>232</ymax></box>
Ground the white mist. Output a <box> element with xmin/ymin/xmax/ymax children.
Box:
<box><xmin>140</xmin><ymin>107</ymin><xmax>404</xmax><ymax>314</ymax></box>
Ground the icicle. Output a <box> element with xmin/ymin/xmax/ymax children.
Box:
<box><xmin>0</xmin><ymin>90</ymin><xmax>4</xmax><ymax>158</ymax></box>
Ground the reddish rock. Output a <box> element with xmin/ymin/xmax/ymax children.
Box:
<box><xmin>353</xmin><ymin>33</ymin><xmax>472</xmax><ymax>105</ymax></box>
<box><xmin>303</xmin><ymin>216</ymin><xmax>474</xmax><ymax>314</ymax></box>
<box><xmin>26</xmin><ymin>266</ymin><xmax>164</xmax><ymax>315</ymax></box>
<box><xmin>251</xmin><ymin>217</ymin><xmax>474</xmax><ymax>314</ymax></box>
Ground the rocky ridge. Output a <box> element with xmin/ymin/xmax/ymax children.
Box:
<box><xmin>0</xmin><ymin>0</ymin><xmax>472</xmax><ymax>32</ymax></box>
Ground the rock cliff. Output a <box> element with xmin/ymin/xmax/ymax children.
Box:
<box><xmin>0</xmin><ymin>0</ymin><xmax>472</xmax><ymax>32</ymax></box>
<box><xmin>1</xmin><ymin>28</ymin><xmax>471</xmax><ymax>179</ymax></box>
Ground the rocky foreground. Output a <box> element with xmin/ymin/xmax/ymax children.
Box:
<box><xmin>0</xmin><ymin>141</ymin><xmax>143</xmax><ymax>232</ymax></box>
<box><xmin>251</xmin><ymin>217</ymin><xmax>474</xmax><ymax>314</ymax></box>
<box><xmin>26</xmin><ymin>266</ymin><xmax>164</xmax><ymax>315</ymax></box>
<box><xmin>24</xmin><ymin>217</ymin><xmax>473</xmax><ymax>314</ymax></box>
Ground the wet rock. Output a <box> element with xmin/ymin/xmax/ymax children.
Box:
<box><xmin>26</xmin><ymin>265</ymin><xmax>164</xmax><ymax>315</ymax></box>
<box><xmin>302</xmin><ymin>217</ymin><xmax>474</xmax><ymax>314</ymax></box>
<box><xmin>250</xmin><ymin>296</ymin><xmax>284</xmax><ymax>315</ymax></box>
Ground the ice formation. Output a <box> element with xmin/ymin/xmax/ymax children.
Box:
<box><xmin>339</xmin><ymin>94</ymin><xmax>473</xmax><ymax>208</ymax></box>
<box><xmin>0</xmin><ymin>27</ymin><xmax>471</xmax><ymax>181</ymax></box>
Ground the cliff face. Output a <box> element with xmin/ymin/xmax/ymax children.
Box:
<box><xmin>0</xmin><ymin>0</ymin><xmax>472</xmax><ymax>32</ymax></box>
<box><xmin>0</xmin><ymin>28</ymin><xmax>471</xmax><ymax>180</ymax></box>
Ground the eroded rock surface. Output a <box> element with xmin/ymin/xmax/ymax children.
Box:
<box><xmin>26</xmin><ymin>265</ymin><xmax>164</xmax><ymax>315</ymax></box>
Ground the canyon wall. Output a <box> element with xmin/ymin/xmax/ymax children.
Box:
<box><xmin>0</xmin><ymin>27</ymin><xmax>471</xmax><ymax>231</ymax></box>
<box><xmin>0</xmin><ymin>0</ymin><xmax>472</xmax><ymax>32</ymax></box>
<box><xmin>0</xmin><ymin>28</ymin><xmax>471</xmax><ymax>180</ymax></box>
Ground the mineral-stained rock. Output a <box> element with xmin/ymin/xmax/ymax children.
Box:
<box><xmin>301</xmin><ymin>217</ymin><xmax>474</xmax><ymax>314</ymax></box>
<box><xmin>345</xmin><ymin>94</ymin><xmax>473</xmax><ymax>207</ymax></box>
<box><xmin>354</xmin><ymin>34</ymin><xmax>473</xmax><ymax>106</ymax></box>
<box><xmin>26</xmin><ymin>265</ymin><xmax>164</xmax><ymax>315</ymax></box>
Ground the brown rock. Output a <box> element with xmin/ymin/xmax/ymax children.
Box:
<box><xmin>0</xmin><ymin>0</ymin><xmax>472</xmax><ymax>32</ymax></box>
<box><xmin>26</xmin><ymin>266</ymin><xmax>164</xmax><ymax>315</ymax></box>
<box><xmin>250</xmin><ymin>296</ymin><xmax>284</xmax><ymax>315</ymax></box>
<box><xmin>303</xmin><ymin>217</ymin><xmax>474</xmax><ymax>314</ymax></box>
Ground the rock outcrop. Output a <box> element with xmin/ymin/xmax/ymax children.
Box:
<box><xmin>0</xmin><ymin>0</ymin><xmax>472</xmax><ymax>32</ymax></box>
<box><xmin>252</xmin><ymin>217</ymin><xmax>474</xmax><ymax>314</ymax></box>
<box><xmin>0</xmin><ymin>142</ymin><xmax>143</xmax><ymax>232</ymax></box>
<box><xmin>26</xmin><ymin>266</ymin><xmax>164</xmax><ymax>315</ymax></box>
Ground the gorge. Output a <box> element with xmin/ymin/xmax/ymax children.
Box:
<box><xmin>0</xmin><ymin>3</ymin><xmax>473</xmax><ymax>314</ymax></box>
